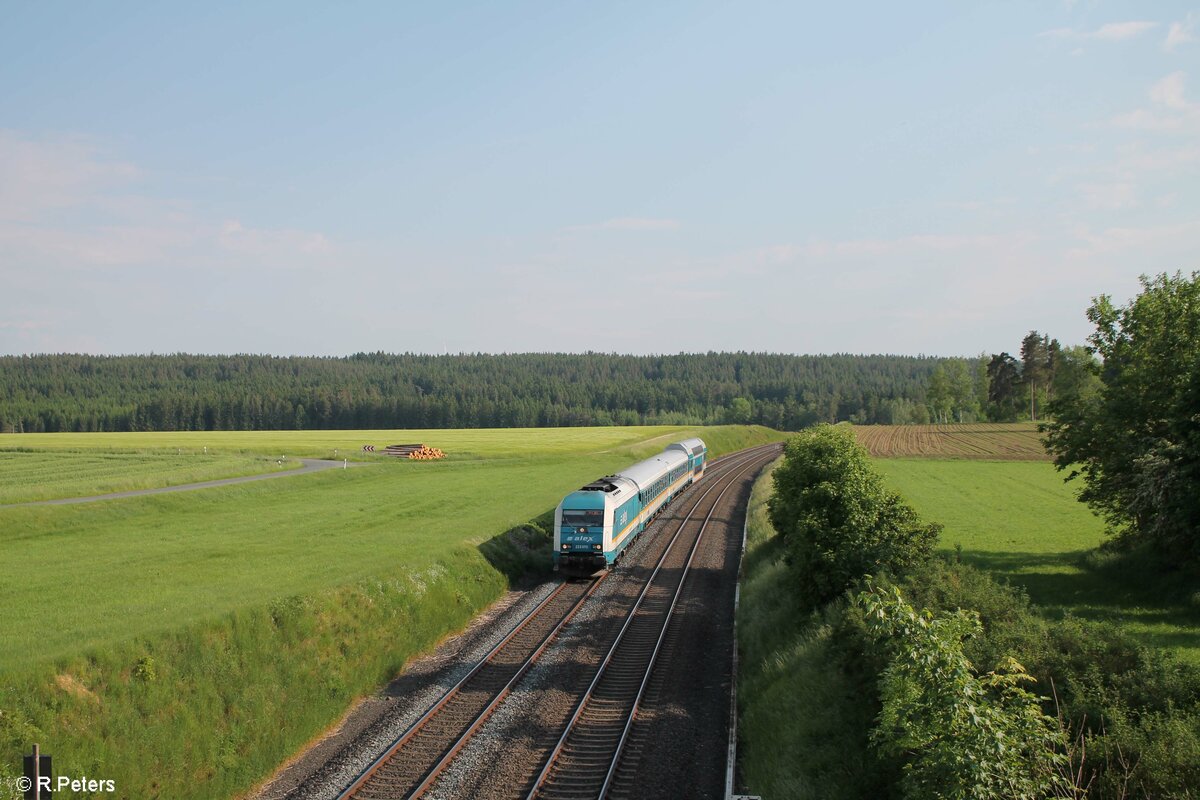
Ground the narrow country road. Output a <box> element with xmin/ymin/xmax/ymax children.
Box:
<box><xmin>10</xmin><ymin>458</ymin><xmax>370</xmax><ymax>507</ymax></box>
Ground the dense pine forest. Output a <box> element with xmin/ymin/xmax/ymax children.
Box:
<box><xmin>0</xmin><ymin>352</ymin><xmax>959</xmax><ymax>433</ymax></box>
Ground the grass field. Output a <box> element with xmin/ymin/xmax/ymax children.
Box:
<box><xmin>854</xmin><ymin>422</ymin><xmax>1049</xmax><ymax>459</ymax></box>
<box><xmin>0</xmin><ymin>451</ymin><xmax>300</xmax><ymax>504</ymax></box>
<box><xmin>0</xmin><ymin>424</ymin><xmax>784</xmax><ymax>799</ymax></box>
<box><xmin>876</xmin><ymin>458</ymin><xmax>1200</xmax><ymax>660</ymax></box>
<box><xmin>0</xmin><ymin>426</ymin><xmax>701</xmax><ymax>459</ymax></box>
<box><xmin>0</xmin><ymin>425</ymin><xmax>772</xmax><ymax>672</ymax></box>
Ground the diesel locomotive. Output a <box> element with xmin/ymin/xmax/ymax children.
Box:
<box><xmin>553</xmin><ymin>438</ymin><xmax>707</xmax><ymax>572</ymax></box>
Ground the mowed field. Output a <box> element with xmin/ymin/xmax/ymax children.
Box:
<box><xmin>869</xmin><ymin>425</ymin><xmax>1200</xmax><ymax>660</ymax></box>
<box><xmin>0</xmin><ymin>425</ymin><xmax>774</xmax><ymax>671</ymax></box>
<box><xmin>855</xmin><ymin>422</ymin><xmax>1049</xmax><ymax>459</ymax></box>
<box><xmin>0</xmin><ymin>451</ymin><xmax>299</xmax><ymax>504</ymax></box>
<box><xmin>0</xmin><ymin>427</ymin><xmax>690</xmax><ymax>504</ymax></box>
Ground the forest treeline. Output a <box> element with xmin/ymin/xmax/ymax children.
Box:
<box><xmin>0</xmin><ymin>352</ymin><xmax>963</xmax><ymax>433</ymax></box>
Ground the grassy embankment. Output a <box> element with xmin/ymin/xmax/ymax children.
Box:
<box><xmin>737</xmin><ymin>457</ymin><xmax>878</xmax><ymax>797</ymax></box>
<box><xmin>0</xmin><ymin>425</ymin><xmax>783</xmax><ymax>799</ymax></box>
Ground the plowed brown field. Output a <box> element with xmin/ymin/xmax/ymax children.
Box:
<box><xmin>853</xmin><ymin>423</ymin><xmax>1049</xmax><ymax>460</ymax></box>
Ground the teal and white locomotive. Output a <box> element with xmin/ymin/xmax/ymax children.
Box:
<box><xmin>553</xmin><ymin>438</ymin><xmax>707</xmax><ymax>572</ymax></box>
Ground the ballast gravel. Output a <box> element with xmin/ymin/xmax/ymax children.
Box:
<box><xmin>422</xmin><ymin>484</ymin><xmax>736</xmax><ymax>800</ymax></box>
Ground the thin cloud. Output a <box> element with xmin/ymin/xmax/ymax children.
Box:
<box><xmin>752</xmin><ymin>233</ymin><xmax>1017</xmax><ymax>264</ymax></box>
<box><xmin>1112</xmin><ymin>71</ymin><xmax>1200</xmax><ymax>132</ymax></box>
<box><xmin>219</xmin><ymin>220</ymin><xmax>332</xmax><ymax>260</ymax></box>
<box><xmin>1065</xmin><ymin>219</ymin><xmax>1200</xmax><ymax>259</ymax></box>
<box><xmin>568</xmin><ymin>217</ymin><xmax>681</xmax><ymax>232</ymax></box>
<box><xmin>1039</xmin><ymin>21</ymin><xmax>1158</xmax><ymax>41</ymax></box>
<box><xmin>1165</xmin><ymin>13</ymin><xmax>1197</xmax><ymax>51</ymax></box>
<box><xmin>0</xmin><ymin>130</ymin><xmax>139</xmax><ymax>222</ymax></box>
<box><xmin>0</xmin><ymin>131</ymin><xmax>335</xmax><ymax>271</ymax></box>
<box><xmin>1079</xmin><ymin>181</ymin><xmax>1137</xmax><ymax>210</ymax></box>
<box><xmin>1151</xmin><ymin>71</ymin><xmax>1194</xmax><ymax>110</ymax></box>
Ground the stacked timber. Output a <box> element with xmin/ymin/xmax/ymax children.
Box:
<box><xmin>383</xmin><ymin>443</ymin><xmax>446</xmax><ymax>460</ymax></box>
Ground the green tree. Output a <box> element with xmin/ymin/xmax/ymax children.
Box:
<box><xmin>946</xmin><ymin>359</ymin><xmax>981</xmax><ymax>422</ymax></box>
<box><xmin>1045</xmin><ymin>272</ymin><xmax>1200</xmax><ymax>563</ymax></box>
<box><xmin>726</xmin><ymin>396</ymin><xmax>753</xmax><ymax>424</ymax></box>
<box><xmin>768</xmin><ymin>425</ymin><xmax>940</xmax><ymax>605</ymax></box>
<box><xmin>973</xmin><ymin>355</ymin><xmax>990</xmax><ymax>418</ymax></box>
<box><xmin>1020</xmin><ymin>331</ymin><xmax>1052</xmax><ymax>420</ymax></box>
<box><xmin>1050</xmin><ymin>345</ymin><xmax>1100</xmax><ymax>407</ymax></box>
<box><xmin>986</xmin><ymin>353</ymin><xmax>1021</xmax><ymax>421</ymax></box>
<box><xmin>927</xmin><ymin>366</ymin><xmax>952</xmax><ymax>423</ymax></box>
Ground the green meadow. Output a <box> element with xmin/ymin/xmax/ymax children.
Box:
<box><xmin>0</xmin><ymin>424</ymin><xmax>783</xmax><ymax>798</ymax></box>
<box><xmin>0</xmin><ymin>451</ymin><xmax>299</xmax><ymax>504</ymax></box>
<box><xmin>875</xmin><ymin>458</ymin><xmax>1200</xmax><ymax>660</ymax></box>
<box><xmin>0</xmin><ymin>425</ymin><xmax>773</xmax><ymax>671</ymax></box>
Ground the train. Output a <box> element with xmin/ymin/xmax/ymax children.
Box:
<box><xmin>553</xmin><ymin>437</ymin><xmax>708</xmax><ymax>573</ymax></box>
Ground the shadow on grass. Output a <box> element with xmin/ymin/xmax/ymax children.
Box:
<box><xmin>958</xmin><ymin>547</ymin><xmax>1200</xmax><ymax>653</ymax></box>
<box><xmin>743</xmin><ymin>530</ymin><xmax>788</xmax><ymax>576</ymax></box>
<box><xmin>477</xmin><ymin>508</ymin><xmax>556</xmax><ymax>588</ymax></box>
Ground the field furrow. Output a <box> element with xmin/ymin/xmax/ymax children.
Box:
<box><xmin>852</xmin><ymin>423</ymin><xmax>1048</xmax><ymax>460</ymax></box>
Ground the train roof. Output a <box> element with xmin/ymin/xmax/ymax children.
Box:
<box><xmin>665</xmin><ymin>437</ymin><xmax>706</xmax><ymax>456</ymax></box>
<box><xmin>572</xmin><ymin>473</ymin><xmax>638</xmax><ymax>500</ymax></box>
<box><xmin>616</xmin><ymin>449</ymin><xmax>688</xmax><ymax>491</ymax></box>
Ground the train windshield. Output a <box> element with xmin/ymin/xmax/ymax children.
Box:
<box><xmin>562</xmin><ymin>509</ymin><xmax>604</xmax><ymax>527</ymax></box>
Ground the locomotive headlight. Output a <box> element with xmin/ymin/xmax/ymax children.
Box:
<box><xmin>561</xmin><ymin>543</ymin><xmax>570</xmax><ymax>550</ymax></box>
<box><xmin>593</xmin><ymin>544</ymin><xmax>603</xmax><ymax>550</ymax></box>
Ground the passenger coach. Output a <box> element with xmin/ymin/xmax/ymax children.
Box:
<box><xmin>553</xmin><ymin>437</ymin><xmax>707</xmax><ymax>572</ymax></box>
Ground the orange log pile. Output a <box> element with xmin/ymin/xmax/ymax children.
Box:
<box><xmin>382</xmin><ymin>443</ymin><xmax>445</xmax><ymax>460</ymax></box>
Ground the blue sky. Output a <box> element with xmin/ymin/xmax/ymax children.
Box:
<box><xmin>1</xmin><ymin>2</ymin><xmax>1197</xmax><ymax>356</ymax></box>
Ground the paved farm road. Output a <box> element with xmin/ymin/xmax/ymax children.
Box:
<box><xmin>13</xmin><ymin>458</ymin><xmax>370</xmax><ymax>507</ymax></box>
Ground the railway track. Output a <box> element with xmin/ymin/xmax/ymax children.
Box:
<box><xmin>526</xmin><ymin>448</ymin><xmax>776</xmax><ymax>800</ymax></box>
<box><xmin>338</xmin><ymin>444</ymin><xmax>775</xmax><ymax>800</ymax></box>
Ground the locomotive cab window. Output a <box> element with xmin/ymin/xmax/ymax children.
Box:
<box><xmin>562</xmin><ymin>510</ymin><xmax>604</xmax><ymax>526</ymax></box>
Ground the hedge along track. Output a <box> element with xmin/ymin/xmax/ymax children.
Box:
<box><xmin>337</xmin><ymin>444</ymin><xmax>776</xmax><ymax>800</ymax></box>
<box><xmin>526</xmin><ymin>447</ymin><xmax>779</xmax><ymax>800</ymax></box>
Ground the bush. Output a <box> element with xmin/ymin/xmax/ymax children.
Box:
<box><xmin>859</xmin><ymin>581</ymin><xmax>1070</xmax><ymax>800</ymax></box>
<box><xmin>898</xmin><ymin>557</ymin><xmax>1200</xmax><ymax>799</ymax></box>
<box><xmin>768</xmin><ymin>425</ymin><xmax>939</xmax><ymax>605</ymax></box>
